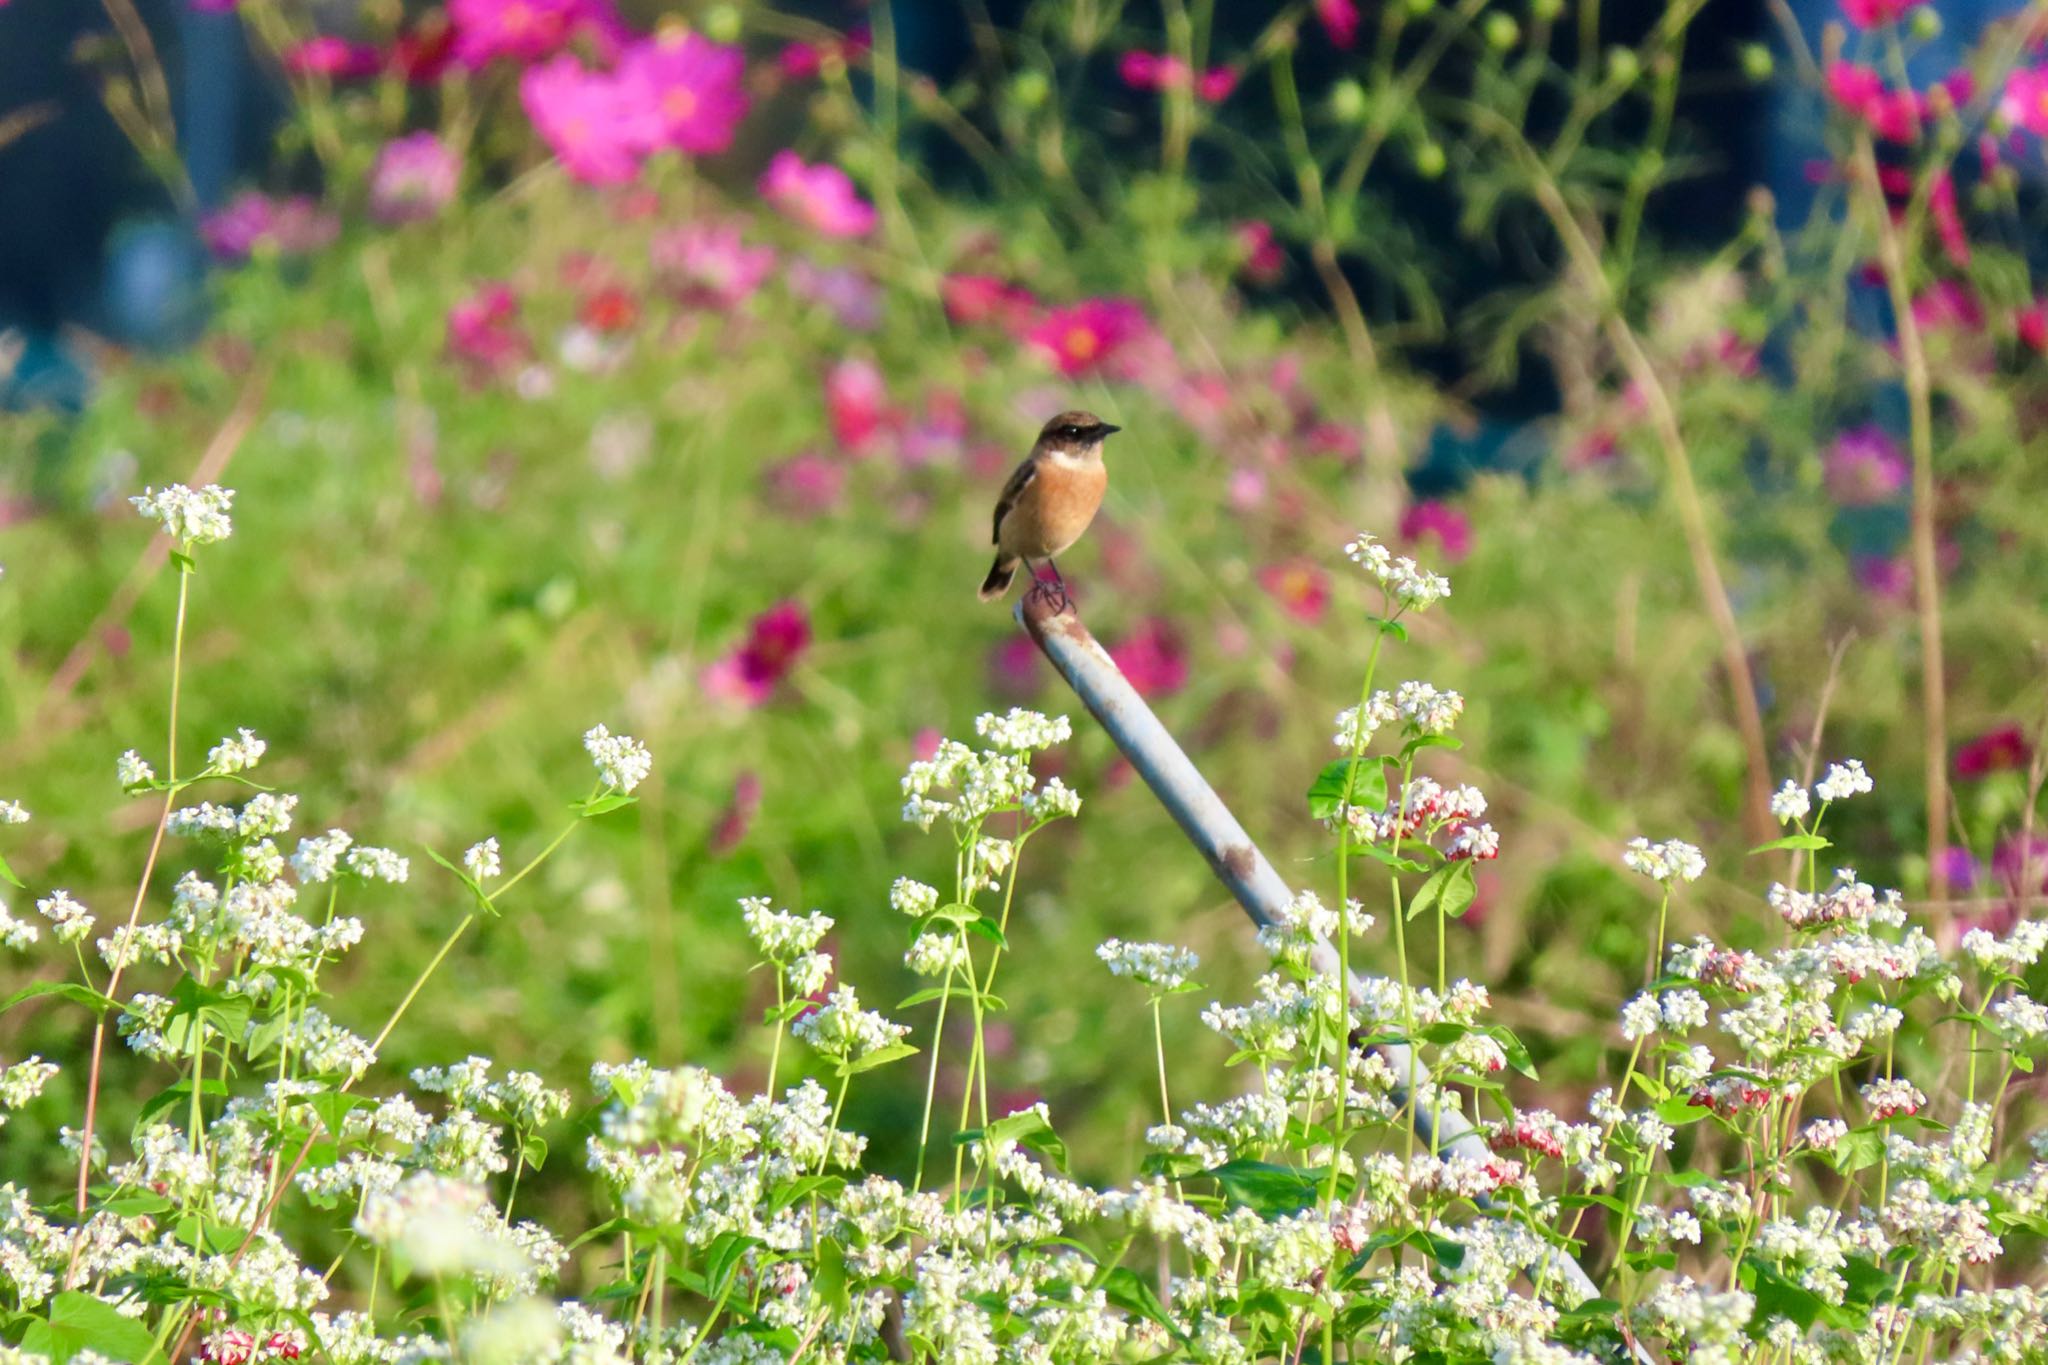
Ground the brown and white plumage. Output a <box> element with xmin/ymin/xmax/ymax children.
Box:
<box><xmin>979</xmin><ymin>410</ymin><xmax>1120</xmax><ymax>601</ymax></box>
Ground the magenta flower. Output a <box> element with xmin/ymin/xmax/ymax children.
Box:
<box><xmin>788</xmin><ymin>259</ymin><xmax>883</xmax><ymax>331</ymax></box>
<box><xmin>283</xmin><ymin>37</ymin><xmax>381</xmax><ymax>79</ymax></box>
<box><xmin>941</xmin><ymin>274</ymin><xmax>1037</xmax><ymax>329</ymax></box>
<box><xmin>1196</xmin><ymin>67</ymin><xmax>1238</xmax><ymax>103</ymax></box>
<box><xmin>1956</xmin><ymin>725</ymin><xmax>2029</xmax><ymax>779</ymax></box>
<box><xmin>1315</xmin><ymin>0</ymin><xmax>1361</xmax><ymax>48</ymax></box>
<box><xmin>1022</xmin><ymin>297</ymin><xmax>1149</xmax><ymax>377</ymax></box>
<box><xmin>519</xmin><ymin>54</ymin><xmax>657</xmax><ymax>186</ymax></box>
<box><xmin>759</xmin><ymin>152</ymin><xmax>877</xmax><ymax>237</ymax></box>
<box><xmin>1109</xmin><ymin>619</ymin><xmax>1189</xmax><ymax>699</ymax></box>
<box><xmin>1826</xmin><ymin>61</ymin><xmax>1918</xmax><ymax>143</ymax></box>
<box><xmin>825</xmin><ymin>357</ymin><xmax>895</xmax><ymax>454</ymax></box>
<box><xmin>450</xmin><ymin>0</ymin><xmax>623</xmax><ymax>67</ymax></box>
<box><xmin>369</xmin><ymin>132</ymin><xmax>461</xmax><ymax>225</ymax></box>
<box><xmin>2019</xmin><ymin>300</ymin><xmax>2048</xmax><ymax>353</ymax></box>
<box><xmin>2000</xmin><ymin>67</ymin><xmax>2048</xmax><ymax>136</ymax></box>
<box><xmin>708</xmin><ymin>772</ymin><xmax>762</xmax><ymax>857</ymax></box>
<box><xmin>766</xmin><ymin>451</ymin><xmax>848</xmax><ymax>518</ymax></box>
<box><xmin>1841</xmin><ymin>0</ymin><xmax>1926</xmax><ymax>27</ymax></box>
<box><xmin>651</xmin><ymin>222</ymin><xmax>776</xmax><ymax>308</ymax></box>
<box><xmin>1824</xmin><ymin>425</ymin><xmax>1908</xmax><ymax>505</ymax></box>
<box><xmin>1257</xmin><ymin>560</ymin><xmax>1330</xmax><ymax>624</ymax></box>
<box><xmin>1399</xmin><ymin>499</ymin><xmax>1473</xmax><ymax>562</ymax></box>
<box><xmin>188</xmin><ymin>0</ymin><xmax>239</xmax><ymax>10</ymax></box>
<box><xmin>987</xmin><ymin>636</ymin><xmax>1043</xmax><ymax>698</ymax></box>
<box><xmin>1852</xmin><ymin>553</ymin><xmax>1912</xmax><ymax>604</ymax></box>
<box><xmin>199</xmin><ymin>192</ymin><xmax>338</xmax><ymax>262</ymax></box>
<box><xmin>1235</xmin><ymin>221</ymin><xmax>1285</xmax><ymax>286</ymax></box>
<box><xmin>701</xmin><ymin>601</ymin><xmax>812</xmax><ymax>707</ymax></box>
<box><xmin>446</xmin><ymin>282</ymin><xmax>531</xmax><ymax>379</ymax></box>
<box><xmin>1910</xmin><ymin>279</ymin><xmax>1985</xmax><ymax>334</ymax></box>
<box><xmin>615</xmin><ymin>31</ymin><xmax>749</xmax><ymax>156</ymax></box>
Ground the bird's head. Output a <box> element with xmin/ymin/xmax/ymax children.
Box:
<box><xmin>1036</xmin><ymin>410</ymin><xmax>1122</xmax><ymax>461</ymax></box>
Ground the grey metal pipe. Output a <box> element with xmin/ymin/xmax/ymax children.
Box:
<box><xmin>1015</xmin><ymin>591</ymin><xmax>1617</xmax><ymax>1315</ymax></box>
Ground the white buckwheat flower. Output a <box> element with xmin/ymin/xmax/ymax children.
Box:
<box><xmin>292</xmin><ymin>829</ymin><xmax>354</xmax><ymax>883</ymax></box>
<box><xmin>1815</xmin><ymin>759</ymin><xmax>1873</xmax><ymax>803</ymax></box>
<box><xmin>974</xmin><ymin>708</ymin><xmax>1072</xmax><ymax>754</ymax></box>
<box><xmin>889</xmin><ymin>877</ymin><xmax>940</xmax><ymax>917</ymax></box>
<box><xmin>905</xmin><ymin>931</ymin><xmax>968</xmax><ymax>979</ymax></box>
<box><xmin>1344</xmin><ymin>532</ymin><xmax>1451</xmax><ymax>610</ymax></box>
<box><xmin>1097</xmin><ymin>939</ymin><xmax>1200</xmax><ymax>993</ymax></box>
<box><xmin>1622</xmin><ymin>837</ymin><xmax>1706</xmax><ymax>884</ymax></box>
<box><xmin>35</xmin><ymin>890</ymin><xmax>94</xmax><ymax>944</ymax></box>
<box><xmin>345</xmin><ymin>845</ymin><xmax>411</xmax><ymax>884</ymax></box>
<box><xmin>1394</xmin><ymin>680</ymin><xmax>1464</xmax><ymax>736</ymax></box>
<box><xmin>583</xmin><ymin>724</ymin><xmax>653</xmax><ymax>794</ymax></box>
<box><xmin>1769</xmin><ymin>780</ymin><xmax>1811</xmax><ymax>824</ymax></box>
<box><xmin>116</xmin><ymin>750</ymin><xmax>156</xmax><ymax>789</ymax></box>
<box><xmin>0</xmin><ymin>904</ymin><xmax>38</xmax><ymax>950</ymax></box>
<box><xmin>463</xmin><ymin>838</ymin><xmax>502</xmax><ymax>881</ymax></box>
<box><xmin>0</xmin><ymin>800</ymin><xmax>27</xmax><ymax>825</ymax></box>
<box><xmin>206</xmin><ymin>728</ymin><xmax>267</xmax><ymax>774</ymax></box>
<box><xmin>131</xmin><ymin>483</ymin><xmax>234</xmax><ymax>545</ymax></box>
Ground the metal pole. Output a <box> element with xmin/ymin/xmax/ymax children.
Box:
<box><xmin>1014</xmin><ymin>591</ymin><xmax>1618</xmax><ymax>1314</ymax></box>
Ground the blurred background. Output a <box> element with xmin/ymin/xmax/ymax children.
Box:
<box><xmin>4</xmin><ymin>0</ymin><xmax>2048</xmax><ymax>1211</ymax></box>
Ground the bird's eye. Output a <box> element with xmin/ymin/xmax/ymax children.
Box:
<box><xmin>1063</xmin><ymin>425</ymin><xmax>1082</xmax><ymax>438</ymax></box>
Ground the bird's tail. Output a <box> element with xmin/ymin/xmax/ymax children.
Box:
<box><xmin>978</xmin><ymin>555</ymin><xmax>1018</xmax><ymax>601</ymax></box>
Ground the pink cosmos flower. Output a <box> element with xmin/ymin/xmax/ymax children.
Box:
<box><xmin>1257</xmin><ymin>560</ymin><xmax>1330</xmax><ymax>624</ymax></box>
<box><xmin>2019</xmin><ymin>300</ymin><xmax>2048</xmax><ymax>353</ymax></box>
<box><xmin>283</xmin><ymin>37</ymin><xmax>381</xmax><ymax>79</ymax></box>
<box><xmin>701</xmin><ymin>601</ymin><xmax>812</xmax><ymax>707</ymax></box>
<box><xmin>825</xmin><ymin>358</ymin><xmax>895</xmax><ymax>454</ymax></box>
<box><xmin>1852</xmin><ymin>553</ymin><xmax>1912</xmax><ymax>604</ymax></box>
<box><xmin>615</xmin><ymin>31</ymin><xmax>749</xmax><ymax>156</ymax></box>
<box><xmin>1826</xmin><ymin>61</ymin><xmax>1918</xmax><ymax>143</ymax></box>
<box><xmin>1824</xmin><ymin>425</ymin><xmax>1908</xmax><ymax>505</ymax></box>
<box><xmin>1023</xmin><ymin>297</ymin><xmax>1149</xmax><ymax>377</ymax></box>
<box><xmin>1928</xmin><ymin>170</ymin><xmax>1970</xmax><ymax>268</ymax></box>
<box><xmin>779</xmin><ymin>42</ymin><xmax>824</xmax><ymax>81</ymax></box>
<box><xmin>767</xmin><ymin>451</ymin><xmax>848</xmax><ymax>518</ymax></box>
<box><xmin>1399</xmin><ymin>499</ymin><xmax>1473</xmax><ymax>562</ymax></box>
<box><xmin>447</xmin><ymin>282</ymin><xmax>531</xmax><ymax>379</ymax></box>
<box><xmin>369</xmin><ymin>131</ymin><xmax>461</xmax><ymax>225</ymax></box>
<box><xmin>899</xmin><ymin>390</ymin><xmax>968</xmax><ymax>468</ymax></box>
<box><xmin>987</xmin><ymin>635</ymin><xmax>1043</xmax><ymax>698</ymax></box>
<box><xmin>1236</xmin><ymin>221</ymin><xmax>1285</xmax><ymax>286</ymax></box>
<box><xmin>1315</xmin><ymin>0</ymin><xmax>1361</xmax><ymax>48</ymax></box>
<box><xmin>759</xmin><ymin>151</ymin><xmax>877</xmax><ymax>238</ymax></box>
<box><xmin>1841</xmin><ymin>0</ymin><xmax>1926</xmax><ymax>28</ymax></box>
<box><xmin>1109</xmin><ymin>619</ymin><xmax>1188</xmax><ymax>698</ymax></box>
<box><xmin>1957</xmin><ymin>725</ymin><xmax>2029</xmax><ymax>778</ymax></box>
<box><xmin>1227</xmin><ymin>468</ymin><xmax>1267</xmax><ymax>512</ymax></box>
<box><xmin>652</xmin><ymin>222</ymin><xmax>776</xmax><ymax>308</ymax></box>
<box><xmin>2000</xmin><ymin>67</ymin><xmax>2048</xmax><ymax>136</ymax></box>
<box><xmin>519</xmin><ymin>55</ymin><xmax>657</xmax><ymax>185</ymax></box>
<box><xmin>941</xmin><ymin>274</ymin><xmax>1037</xmax><ymax>329</ymax></box>
<box><xmin>199</xmin><ymin>192</ymin><xmax>338</xmax><ymax>262</ymax></box>
<box><xmin>1197</xmin><ymin>67</ymin><xmax>1238</xmax><ymax>103</ymax></box>
<box><xmin>708</xmin><ymin>772</ymin><xmax>763</xmax><ymax>856</ymax></box>
<box><xmin>1910</xmin><ymin>279</ymin><xmax>1985</xmax><ymax>333</ymax></box>
<box><xmin>450</xmin><ymin>0</ymin><xmax>623</xmax><ymax>68</ymax></box>
<box><xmin>788</xmin><ymin>259</ymin><xmax>883</xmax><ymax>331</ymax></box>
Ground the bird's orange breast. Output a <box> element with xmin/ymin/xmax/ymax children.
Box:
<box><xmin>1000</xmin><ymin>460</ymin><xmax>1106</xmax><ymax>559</ymax></box>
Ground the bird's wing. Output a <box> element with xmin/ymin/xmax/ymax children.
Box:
<box><xmin>991</xmin><ymin>458</ymin><xmax>1037</xmax><ymax>545</ymax></box>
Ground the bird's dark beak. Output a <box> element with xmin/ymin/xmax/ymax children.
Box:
<box><xmin>1098</xmin><ymin>423</ymin><xmax>1122</xmax><ymax>437</ymax></box>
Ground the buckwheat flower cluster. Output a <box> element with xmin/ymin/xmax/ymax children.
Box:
<box><xmin>34</xmin><ymin>890</ymin><xmax>92</xmax><ymax>945</ymax></box>
<box><xmin>1332</xmin><ymin>691</ymin><xmax>1398</xmax><ymax>750</ymax></box>
<box><xmin>206</xmin><ymin>728</ymin><xmax>267</xmax><ymax>774</ymax></box>
<box><xmin>1622</xmin><ymin>836</ymin><xmax>1706</xmax><ymax>884</ymax></box>
<box><xmin>1344</xmin><ymin>532</ymin><xmax>1451</xmax><ymax>610</ymax></box>
<box><xmin>791</xmin><ymin>984</ymin><xmax>909</xmax><ymax>1064</ymax></box>
<box><xmin>905</xmin><ymin>931</ymin><xmax>968</xmax><ymax>978</ymax></box>
<box><xmin>1769</xmin><ymin>779</ymin><xmax>1811</xmax><ymax>823</ymax></box>
<box><xmin>344</xmin><ymin>845</ymin><xmax>409</xmax><ymax>883</ymax></box>
<box><xmin>131</xmin><ymin>482</ymin><xmax>234</xmax><ymax>545</ymax></box>
<box><xmin>1769</xmin><ymin>870</ymin><xmax>1904</xmax><ymax>931</ymax></box>
<box><xmin>582</xmin><ymin>723</ymin><xmax>653</xmax><ymax>794</ymax></box>
<box><xmin>0</xmin><ymin>903</ymin><xmax>38</xmax><ymax>949</ymax></box>
<box><xmin>291</xmin><ymin>828</ymin><xmax>353</xmax><ymax>882</ymax></box>
<box><xmin>975</xmin><ymin>707</ymin><xmax>1072</xmax><ymax>754</ymax></box>
<box><xmin>1814</xmin><ymin>758</ymin><xmax>1874</xmax><ymax>802</ymax></box>
<box><xmin>462</xmin><ymin>837</ymin><xmax>501</xmax><ymax>880</ymax></box>
<box><xmin>0</xmin><ymin>801</ymin><xmax>27</xmax><ymax>825</ymax></box>
<box><xmin>890</xmin><ymin>876</ymin><xmax>940</xmax><ymax>917</ymax></box>
<box><xmin>1096</xmin><ymin>939</ymin><xmax>1200</xmax><ymax>992</ymax></box>
<box><xmin>1393</xmin><ymin>680</ymin><xmax>1464</xmax><ymax>735</ymax></box>
<box><xmin>739</xmin><ymin>896</ymin><xmax>833</xmax><ymax>964</ymax></box>
<box><xmin>0</xmin><ymin>1058</ymin><xmax>58</xmax><ymax>1120</ymax></box>
<box><xmin>898</xmin><ymin>721</ymin><xmax>1068</xmax><ymax>833</ymax></box>
<box><xmin>116</xmin><ymin>750</ymin><xmax>155</xmax><ymax>789</ymax></box>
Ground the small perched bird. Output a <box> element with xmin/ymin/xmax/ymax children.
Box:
<box><xmin>979</xmin><ymin>409</ymin><xmax>1121</xmax><ymax>602</ymax></box>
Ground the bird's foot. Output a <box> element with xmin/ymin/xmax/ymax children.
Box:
<box><xmin>1024</xmin><ymin>575</ymin><xmax>1074</xmax><ymax>615</ymax></box>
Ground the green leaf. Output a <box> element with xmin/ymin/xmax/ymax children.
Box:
<box><xmin>1739</xmin><ymin>1260</ymin><xmax>1829</xmax><ymax>1332</ymax></box>
<box><xmin>20</xmin><ymin>1291</ymin><xmax>164</xmax><ymax>1363</ymax></box>
<box><xmin>168</xmin><ymin>548</ymin><xmax>197</xmax><ymax>574</ymax></box>
<box><xmin>2</xmin><ymin>980</ymin><xmax>119</xmax><ymax>1017</ymax></box>
<box><xmin>134</xmin><ymin>1079</ymin><xmax>228</xmax><ymax>1132</ymax></box>
<box><xmin>962</xmin><ymin>1107</ymin><xmax>1072</xmax><ymax>1173</ymax></box>
<box><xmin>574</xmin><ymin>791</ymin><xmax>638</xmax><ymax>818</ymax></box>
<box><xmin>1099</xmin><ymin>1267</ymin><xmax>1174</xmax><ymax>1330</ymax></box>
<box><xmin>1486</xmin><ymin>1024</ymin><xmax>1537</xmax><ymax>1079</ymax></box>
<box><xmin>1831</xmin><ymin>1127</ymin><xmax>1884</xmax><ymax>1176</ymax></box>
<box><xmin>1406</xmin><ymin>861</ymin><xmax>1476</xmax><ymax>921</ymax></box>
<box><xmin>1654</xmin><ymin>1094</ymin><xmax>1712</xmax><ymax>1127</ymax></box>
<box><xmin>837</xmin><ymin>1041</ymin><xmax>919</xmax><ymax>1077</ymax></box>
<box><xmin>699</xmin><ymin>1232</ymin><xmax>758</xmax><ymax>1297</ymax></box>
<box><xmin>1367</xmin><ymin>616</ymin><xmax>1409</xmax><ymax>642</ymax></box>
<box><xmin>1352</xmin><ymin>843</ymin><xmax>1429</xmax><ymax>874</ymax></box>
<box><xmin>422</xmin><ymin>846</ymin><xmax>495</xmax><ymax>915</ymax></box>
<box><xmin>813</xmin><ymin>1236</ymin><xmax>850</xmax><ymax>1316</ymax></box>
<box><xmin>0</xmin><ymin>849</ymin><xmax>22</xmax><ymax>889</ymax></box>
<box><xmin>1209</xmin><ymin>1160</ymin><xmax>1324</xmax><ymax>1217</ymax></box>
<box><xmin>1399</xmin><ymin>733</ymin><xmax>1463</xmax><ymax>759</ymax></box>
<box><xmin>1307</xmin><ymin>758</ymin><xmax>1388</xmax><ymax>821</ymax></box>
<box><xmin>520</xmin><ymin>1132</ymin><xmax>549</xmax><ymax>1171</ymax></box>
<box><xmin>896</xmin><ymin>987</ymin><xmax>957</xmax><ymax>1009</ymax></box>
<box><xmin>295</xmin><ymin>1090</ymin><xmax>373</xmax><ymax>1137</ymax></box>
<box><xmin>1748</xmin><ymin>833</ymin><xmax>1831</xmax><ymax>855</ymax></box>
<box><xmin>962</xmin><ymin>916</ymin><xmax>1008</xmax><ymax>948</ymax></box>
